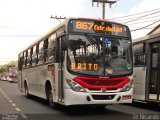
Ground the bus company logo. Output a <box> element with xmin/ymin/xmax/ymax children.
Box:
<box><xmin>101</xmin><ymin>88</ymin><xmax>107</xmax><ymax>92</ymax></box>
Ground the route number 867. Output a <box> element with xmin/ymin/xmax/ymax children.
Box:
<box><xmin>76</xmin><ymin>21</ymin><xmax>94</xmax><ymax>30</ymax></box>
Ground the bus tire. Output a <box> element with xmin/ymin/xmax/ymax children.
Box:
<box><xmin>24</xmin><ymin>82</ymin><xmax>30</xmax><ymax>98</ymax></box>
<box><xmin>46</xmin><ymin>85</ymin><xmax>58</xmax><ymax>109</ymax></box>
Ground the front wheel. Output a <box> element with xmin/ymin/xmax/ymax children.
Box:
<box><xmin>47</xmin><ymin>88</ymin><xmax>58</xmax><ymax>109</ymax></box>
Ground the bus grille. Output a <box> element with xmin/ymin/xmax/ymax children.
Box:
<box><xmin>91</xmin><ymin>95</ymin><xmax>115</xmax><ymax>100</ymax></box>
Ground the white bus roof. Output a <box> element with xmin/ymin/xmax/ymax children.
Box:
<box><xmin>133</xmin><ymin>32</ymin><xmax>160</xmax><ymax>45</ymax></box>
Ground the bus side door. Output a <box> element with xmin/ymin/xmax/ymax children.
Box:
<box><xmin>55</xmin><ymin>35</ymin><xmax>65</xmax><ymax>102</ymax></box>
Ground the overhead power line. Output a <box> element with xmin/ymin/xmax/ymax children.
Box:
<box><xmin>117</xmin><ymin>12</ymin><xmax>160</xmax><ymax>23</ymax></box>
<box><xmin>131</xmin><ymin>19</ymin><xmax>160</xmax><ymax>32</ymax></box>
<box><xmin>107</xmin><ymin>8</ymin><xmax>160</xmax><ymax>33</ymax></box>
<box><xmin>125</xmin><ymin>13</ymin><xmax>160</xmax><ymax>23</ymax></box>
<box><xmin>127</xmin><ymin>18</ymin><xmax>160</xmax><ymax>25</ymax></box>
<box><xmin>123</xmin><ymin>10</ymin><xmax>160</xmax><ymax>24</ymax></box>
<box><xmin>109</xmin><ymin>7</ymin><xmax>160</xmax><ymax>21</ymax></box>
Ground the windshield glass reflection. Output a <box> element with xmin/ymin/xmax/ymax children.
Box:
<box><xmin>67</xmin><ymin>34</ymin><xmax>132</xmax><ymax>76</ymax></box>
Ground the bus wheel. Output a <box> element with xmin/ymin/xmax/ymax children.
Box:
<box><xmin>47</xmin><ymin>87</ymin><xmax>58</xmax><ymax>109</ymax></box>
<box><xmin>24</xmin><ymin>82</ymin><xmax>30</xmax><ymax>98</ymax></box>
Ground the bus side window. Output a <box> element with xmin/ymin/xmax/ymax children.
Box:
<box><xmin>32</xmin><ymin>45</ymin><xmax>37</xmax><ymax>66</ymax></box>
<box><xmin>19</xmin><ymin>57</ymin><xmax>23</xmax><ymax>70</ymax></box>
<box><xmin>22</xmin><ymin>52</ymin><xmax>25</xmax><ymax>68</ymax></box>
<box><xmin>37</xmin><ymin>41</ymin><xmax>44</xmax><ymax>64</ymax></box>
<box><xmin>43</xmin><ymin>38</ymin><xmax>48</xmax><ymax>62</ymax></box>
<box><xmin>27</xmin><ymin>49</ymin><xmax>30</xmax><ymax>67</ymax></box>
<box><xmin>133</xmin><ymin>43</ymin><xmax>145</xmax><ymax>66</ymax></box>
<box><xmin>18</xmin><ymin>53</ymin><xmax>24</xmax><ymax>70</ymax></box>
<box><xmin>134</xmin><ymin>54</ymin><xmax>145</xmax><ymax>66</ymax></box>
<box><xmin>55</xmin><ymin>36</ymin><xmax>65</xmax><ymax>63</ymax></box>
<box><xmin>48</xmin><ymin>34</ymin><xmax>56</xmax><ymax>62</ymax></box>
<box><xmin>55</xmin><ymin>38</ymin><xmax>60</xmax><ymax>63</ymax></box>
<box><xmin>27</xmin><ymin>48</ymin><xmax>33</xmax><ymax>67</ymax></box>
<box><xmin>24</xmin><ymin>51</ymin><xmax>28</xmax><ymax>67</ymax></box>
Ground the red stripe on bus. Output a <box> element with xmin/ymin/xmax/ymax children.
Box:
<box><xmin>74</xmin><ymin>76</ymin><xmax>129</xmax><ymax>89</ymax></box>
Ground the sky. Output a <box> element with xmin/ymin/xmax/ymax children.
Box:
<box><xmin>0</xmin><ymin>0</ymin><xmax>160</xmax><ymax>65</ymax></box>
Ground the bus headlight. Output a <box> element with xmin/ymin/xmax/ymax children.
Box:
<box><xmin>120</xmin><ymin>80</ymin><xmax>133</xmax><ymax>92</ymax></box>
<box><xmin>66</xmin><ymin>79</ymin><xmax>86</xmax><ymax>92</ymax></box>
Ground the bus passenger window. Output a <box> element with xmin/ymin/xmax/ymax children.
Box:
<box><xmin>24</xmin><ymin>51</ymin><xmax>28</xmax><ymax>67</ymax></box>
<box><xmin>32</xmin><ymin>45</ymin><xmax>37</xmax><ymax>66</ymax></box>
<box><xmin>48</xmin><ymin>34</ymin><xmax>56</xmax><ymax>62</ymax></box>
<box><xmin>133</xmin><ymin>43</ymin><xmax>145</xmax><ymax>66</ymax></box>
<box><xmin>27</xmin><ymin>48</ymin><xmax>33</xmax><ymax>67</ymax></box>
<box><xmin>43</xmin><ymin>38</ymin><xmax>48</xmax><ymax>62</ymax></box>
<box><xmin>37</xmin><ymin>41</ymin><xmax>44</xmax><ymax>64</ymax></box>
<box><xmin>18</xmin><ymin>53</ymin><xmax>24</xmax><ymax>70</ymax></box>
<box><xmin>19</xmin><ymin>57</ymin><xmax>23</xmax><ymax>70</ymax></box>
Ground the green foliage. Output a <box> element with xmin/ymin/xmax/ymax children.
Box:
<box><xmin>0</xmin><ymin>67</ymin><xmax>6</xmax><ymax>74</ymax></box>
<box><xmin>0</xmin><ymin>60</ymin><xmax>17</xmax><ymax>74</ymax></box>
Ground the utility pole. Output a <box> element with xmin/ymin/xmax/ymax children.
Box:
<box><xmin>92</xmin><ymin>0</ymin><xmax>117</xmax><ymax>19</ymax></box>
<box><xmin>50</xmin><ymin>15</ymin><xmax>66</xmax><ymax>22</ymax></box>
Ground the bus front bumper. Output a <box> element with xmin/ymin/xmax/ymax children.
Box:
<box><xmin>64</xmin><ymin>88</ymin><xmax>133</xmax><ymax>106</ymax></box>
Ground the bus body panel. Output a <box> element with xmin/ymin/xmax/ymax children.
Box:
<box><xmin>20</xmin><ymin>64</ymin><xmax>59</xmax><ymax>100</ymax></box>
<box><xmin>133</xmin><ymin>67</ymin><xmax>146</xmax><ymax>101</ymax></box>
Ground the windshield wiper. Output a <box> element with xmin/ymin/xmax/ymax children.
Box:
<box><xmin>84</xmin><ymin>33</ymin><xmax>97</xmax><ymax>44</ymax></box>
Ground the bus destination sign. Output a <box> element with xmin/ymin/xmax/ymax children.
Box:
<box><xmin>75</xmin><ymin>21</ymin><xmax>123</xmax><ymax>33</ymax></box>
<box><xmin>68</xmin><ymin>19</ymin><xmax>130</xmax><ymax>37</ymax></box>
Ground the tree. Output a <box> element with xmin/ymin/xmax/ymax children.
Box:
<box><xmin>0</xmin><ymin>67</ymin><xmax>6</xmax><ymax>74</ymax></box>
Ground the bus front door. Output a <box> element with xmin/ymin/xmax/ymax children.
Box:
<box><xmin>56</xmin><ymin>36</ymin><xmax>64</xmax><ymax>102</ymax></box>
<box><xmin>149</xmin><ymin>43</ymin><xmax>160</xmax><ymax>101</ymax></box>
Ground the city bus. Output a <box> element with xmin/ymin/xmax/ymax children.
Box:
<box><xmin>133</xmin><ymin>32</ymin><xmax>160</xmax><ymax>103</ymax></box>
<box><xmin>8</xmin><ymin>67</ymin><xmax>18</xmax><ymax>82</ymax></box>
<box><xmin>18</xmin><ymin>17</ymin><xmax>133</xmax><ymax>108</ymax></box>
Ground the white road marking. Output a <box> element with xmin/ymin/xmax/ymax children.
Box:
<box><xmin>9</xmin><ymin>100</ymin><xmax>13</xmax><ymax>103</ymax></box>
<box><xmin>6</xmin><ymin>97</ymin><xmax>10</xmax><ymax>100</ymax></box>
<box><xmin>15</xmin><ymin>108</ymin><xmax>21</xmax><ymax>112</ymax></box>
<box><xmin>20</xmin><ymin>113</ymin><xmax>28</xmax><ymax>119</ymax></box>
<box><xmin>12</xmin><ymin>103</ymin><xmax>16</xmax><ymax>107</ymax></box>
<box><xmin>0</xmin><ymin>88</ymin><xmax>28</xmax><ymax>118</ymax></box>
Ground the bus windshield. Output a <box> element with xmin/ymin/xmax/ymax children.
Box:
<box><xmin>67</xmin><ymin>34</ymin><xmax>132</xmax><ymax>77</ymax></box>
<box><xmin>9</xmin><ymin>68</ymin><xmax>18</xmax><ymax>78</ymax></box>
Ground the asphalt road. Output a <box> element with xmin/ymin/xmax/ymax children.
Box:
<box><xmin>0</xmin><ymin>80</ymin><xmax>160</xmax><ymax>120</ymax></box>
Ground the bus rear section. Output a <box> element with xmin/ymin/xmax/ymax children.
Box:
<box><xmin>18</xmin><ymin>18</ymin><xmax>133</xmax><ymax>107</ymax></box>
